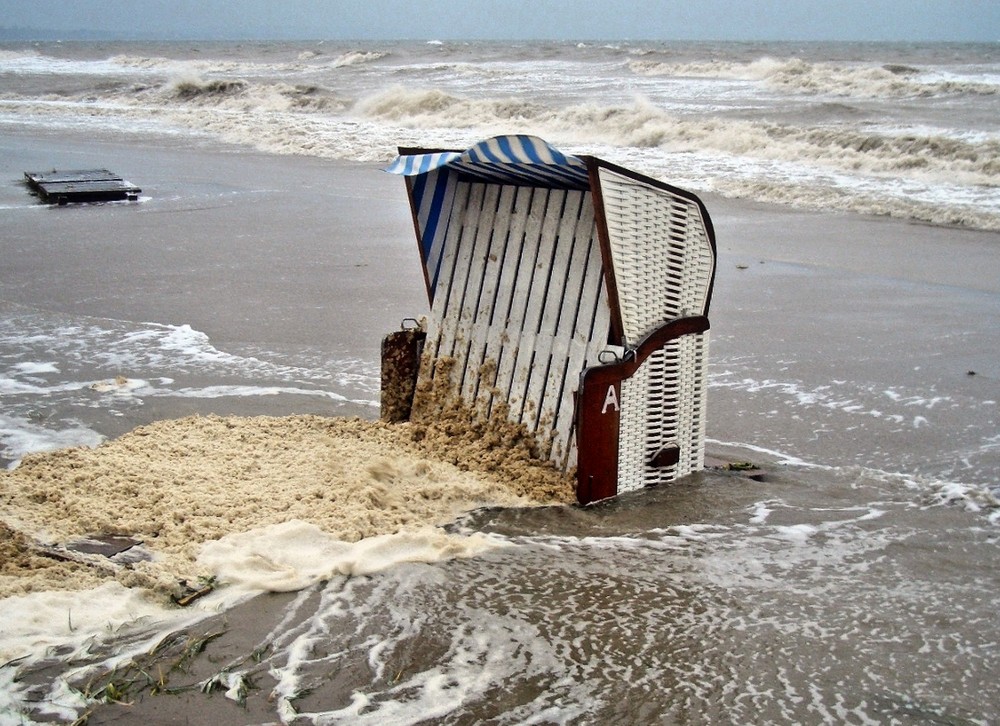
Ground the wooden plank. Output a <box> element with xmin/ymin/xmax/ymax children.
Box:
<box><xmin>464</xmin><ymin>184</ymin><xmax>518</xmax><ymax>407</ymax></box>
<box><xmin>419</xmin><ymin>183</ymin><xmax>488</xmax><ymax>409</ymax></box>
<box><xmin>26</xmin><ymin>169</ymin><xmax>119</xmax><ymax>185</ymax></box>
<box><xmin>559</xmin><ymin>237</ymin><xmax>613</xmax><ymax>465</ymax></box>
<box><xmin>505</xmin><ymin>188</ymin><xmax>564</xmax><ymax>423</ymax></box>
<box><xmin>36</xmin><ymin>181</ymin><xmax>134</xmax><ymax>194</ymax></box>
<box><xmin>492</xmin><ymin>188</ymin><xmax>549</xmax><ymax>416</ymax></box>
<box><xmin>550</xmin><ymin>204</ymin><xmax>603</xmax><ymax>465</ymax></box>
<box><xmin>534</xmin><ymin>192</ymin><xmax>600</xmax><ymax>463</ymax></box>
<box><xmin>454</xmin><ymin>183</ymin><xmax>502</xmax><ymax>400</ymax></box>
<box><xmin>25</xmin><ymin>168</ymin><xmax>140</xmax><ymax>204</ymax></box>
<box><xmin>479</xmin><ymin>185</ymin><xmax>534</xmax><ymax>418</ymax></box>
<box><xmin>422</xmin><ymin>182</ymin><xmax>474</xmax><ymax>363</ymax></box>
<box><xmin>576</xmin><ymin>362</ymin><xmax>623</xmax><ymax>504</ymax></box>
<box><xmin>520</xmin><ymin>190</ymin><xmax>582</xmax><ymax>439</ymax></box>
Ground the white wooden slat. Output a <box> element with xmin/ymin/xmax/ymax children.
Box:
<box><xmin>490</xmin><ymin>187</ymin><xmax>548</xmax><ymax>408</ymax></box>
<box><xmin>478</xmin><ymin>185</ymin><xmax>535</xmax><ymax>418</ymax></box>
<box><xmin>452</xmin><ymin>183</ymin><xmax>502</xmax><ymax>398</ymax></box>
<box><xmin>462</xmin><ymin>184</ymin><xmax>516</xmax><ymax>405</ymax></box>
<box><xmin>516</xmin><ymin>189</ymin><xmax>578</xmax><ymax>434</ymax></box>
<box><xmin>430</xmin><ymin>183</ymin><xmax>486</xmax><ymax>387</ymax></box>
<box><xmin>419</xmin><ymin>181</ymin><xmax>473</xmax><ymax>372</ymax></box>
<box><xmin>551</xmin><ymin>207</ymin><xmax>603</xmax><ymax>466</ymax></box>
<box><xmin>504</xmin><ymin>189</ymin><xmax>564</xmax><ymax>422</ymax></box>
<box><xmin>531</xmin><ymin>191</ymin><xmax>593</xmax><ymax>457</ymax></box>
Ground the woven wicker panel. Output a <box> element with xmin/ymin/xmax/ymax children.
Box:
<box><xmin>598</xmin><ymin>169</ymin><xmax>715</xmax><ymax>344</ymax></box>
<box><xmin>618</xmin><ymin>331</ymin><xmax>709</xmax><ymax>492</ymax></box>
<box><xmin>677</xmin><ymin>331</ymin><xmax>709</xmax><ymax>475</ymax></box>
<box><xmin>414</xmin><ymin>182</ymin><xmax>612</xmax><ymax>470</ymax></box>
<box><xmin>617</xmin><ymin>354</ymin><xmax>652</xmax><ymax>494</ymax></box>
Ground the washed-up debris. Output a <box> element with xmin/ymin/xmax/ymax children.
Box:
<box><xmin>171</xmin><ymin>578</ymin><xmax>216</xmax><ymax>607</ymax></box>
<box><xmin>37</xmin><ymin>534</ymin><xmax>151</xmax><ymax>570</ymax></box>
<box><xmin>705</xmin><ymin>456</ymin><xmax>766</xmax><ymax>481</ymax></box>
<box><xmin>24</xmin><ymin>168</ymin><xmax>141</xmax><ymax>204</ymax></box>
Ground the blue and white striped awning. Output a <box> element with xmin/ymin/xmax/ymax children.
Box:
<box><xmin>385</xmin><ymin>135</ymin><xmax>590</xmax><ymax>190</ymax></box>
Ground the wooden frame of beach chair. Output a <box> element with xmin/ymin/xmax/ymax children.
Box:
<box><xmin>383</xmin><ymin>135</ymin><xmax>716</xmax><ymax>504</ymax></box>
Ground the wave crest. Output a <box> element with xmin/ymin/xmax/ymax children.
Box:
<box><xmin>109</xmin><ymin>54</ymin><xmax>176</xmax><ymax>70</ymax></box>
<box><xmin>330</xmin><ymin>50</ymin><xmax>388</xmax><ymax>67</ymax></box>
<box><xmin>170</xmin><ymin>76</ymin><xmax>248</xmax><ymax>99</ymax></box>
<box><xmin>0</xmin><ymin>49</ymin><xmax>39</xmax><ymax>62</ymax></box>
<box><xmin>355</xmin><ymin>86</ymin><xmax>544</xmax><ymax>126</ymax></box>
<box><xmin>161</xmin><ymin>75</ymin><xmax>345</xmax><ymax>113</ymax></box>
<box><xmin>353</xmin><ymin>86</ymin><xmax>1000</xmax><ymax>184</ymax></box>
<box><xmin>628</xmin><ymin>56</ymin><xmax>999</xmax><ymax>99</ymax></box>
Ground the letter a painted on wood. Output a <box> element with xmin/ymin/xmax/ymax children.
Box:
<box><xmin>601</xmin><ymin>384</ymin><xmax>619</xmax><ymax>414</ymax></box>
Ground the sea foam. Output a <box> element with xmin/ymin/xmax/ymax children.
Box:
<box><xmin>6</xmin><ymin>41</ymin><xmax>998</xmax><ymax>230</ymax></box>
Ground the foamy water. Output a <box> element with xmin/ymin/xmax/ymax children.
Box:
<box><xmin>0</xmin><ymin>303</ymin><xmax>378</xmax><ymax>467</ymax></box>
<box><xmin>4</xmin><ymin>463</ymin><xmax>996</xmax><ymax>724</ymax></box>
<box><xmin>1</xmin><ymin>40</ymin><xmax>998</xmax><ymax>229</ymax></box>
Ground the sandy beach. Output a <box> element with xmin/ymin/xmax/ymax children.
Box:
<box><xmin>2</xmin><ymin>126</ymin><xmax>999</xmax><ymax>723</ymax></box>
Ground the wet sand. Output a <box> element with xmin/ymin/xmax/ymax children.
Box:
<box><xmin>2</xmin><ymin>127</ymin><xmax>999</xmax><ymax>723</ymax></box>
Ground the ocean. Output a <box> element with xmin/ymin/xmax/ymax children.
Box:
<box><xmin>1</xmin><ymin>39</ymin><xmax>999</xmax><ymax>724</ymax></box>
<box><xmin>2</xmin><ymin>39</ymin><xmax>999</xmax><ymax>229</ymax></box>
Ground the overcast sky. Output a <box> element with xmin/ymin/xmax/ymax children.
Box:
<box><xmin>3</xmin><ymin>0</ymin><xmax>999</xmax><ymax>42</ymax></box>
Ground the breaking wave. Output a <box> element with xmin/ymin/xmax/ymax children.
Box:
<box><xmin>155</xmin><ymin>74</ymin><xmax>345</xmax><ymax>113</ymax></box>
<box><xmin>5</xmin><ymin>41</ymin><xmax>999</xmax><ymax>231</ymax></box>
<box><xmin>355</xmin><ymin>85</ymin><xmax>1000</xmax><ymax>184</ymax></box>
<box><xmin>628</xmin><ymin>56</ymin><xmax>1000</xmax><ymax>98</ymax></box>
<box><xmin>329</xmin><ymin>49</ymin><xmax>389</xmax><ymax>67</ymax></box>
<box><xmin>170</xmin><ymin>75</ymin><xmax>248</xmax><ymax>98</ymax></box>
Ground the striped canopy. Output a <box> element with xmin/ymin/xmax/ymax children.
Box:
<box><xmin>385</xmin><ymin>134</ymin><xmax>590</xmax><ymax>190</ymax></box>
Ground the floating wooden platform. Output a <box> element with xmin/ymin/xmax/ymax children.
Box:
<box><xmin>24</xmin><ymin>168</ymin><xmax>141</xmax><ymax>205</ymax></box>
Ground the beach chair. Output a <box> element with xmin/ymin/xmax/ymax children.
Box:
<box><xmin>382</xmin><ymin>135</ymin><xmax>716</xmax><ymax>504</ymax></box>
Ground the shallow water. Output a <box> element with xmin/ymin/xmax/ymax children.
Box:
<box><xmin>266</xmin><ymin>467</ymin><xmax>999</xmax><ymax>724</ymax></box>
<box><xmin>25</xmin><ymin>465</ymin><xmax>998</xmax><ymax>725</ymax></box>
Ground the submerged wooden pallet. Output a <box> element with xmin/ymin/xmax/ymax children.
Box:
<box><xmin>24</xmin><ymin>168</ymin><xmax>141</xmax><ymax>204</ymax></box>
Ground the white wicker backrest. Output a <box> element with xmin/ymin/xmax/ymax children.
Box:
<box><xmin>597</xmin><ymin>168</ymin><xmax>715</xmax><ymax>343</ymax></box>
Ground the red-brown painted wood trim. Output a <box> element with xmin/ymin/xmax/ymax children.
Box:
<box><xmin>575</xmin><ymin>315</ymin><xmax>710</xmax><ymax>505</ymax></box>
<box><xmin>625</xmin><ymin>315</ymin><xmax>710</xmax><ymax>372</ymax></box>
<box><xmin>584</xmin><ymin>156</ymin><xmax>626</xmax><ymax>346</ymax></box>
<box><xmin>575</xmin><ymin>368</ymin><xmax>621</xmax><ymax>505</ymax></box>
